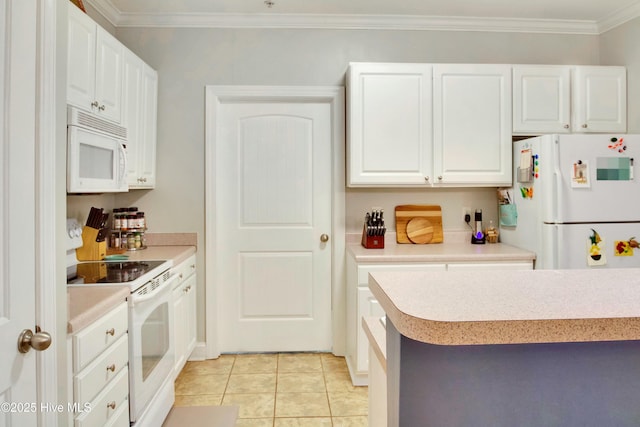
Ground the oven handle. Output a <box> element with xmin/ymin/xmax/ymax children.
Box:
<box><xmin>129</xmin><ymin>273</ymin><xmax>180</xmax><ymax>306</ymax></box>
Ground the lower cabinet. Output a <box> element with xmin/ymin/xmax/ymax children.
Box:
<box><xmin>346</xmin><ymin>255</ymin><xmax>533</xmax><ymax>385</ymax></box>
<box><xmin>67</xmin><ymin>302</ymin><xmax>129</xmax><ymax>427</ymax></box>
<box><xmin>172</xmin><ymin>254</ymin><xmax>197</xmax><ymax>377</ymax></box>
<box><xmin>346</xmin><ymin>258</ymin><xmax>447</xmax><ymax>385</ymax></box>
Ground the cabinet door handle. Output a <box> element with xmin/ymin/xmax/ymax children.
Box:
<box><xmin>424</xmin><ymin>176</ymin><xmax>430</xmax><ymax>182</ymax></box>
<box><xmin>107</xmin><ymin>401</ymin><xmax>116</xmax><ymax>410</ymax></box>
<box><xmin>91</xmin><ymin>101</ymin><xmax>99</xmax><ymax>108</ymax></box>
<box><xmin>438</xmin><ymin>176</ymin><xmax>443</xmax><ymax>181</ymax></box>
<box><xmin>582</xmin><ymin>124</ymin><xmax>588</xmax><ymax>128</ymax></box>
<box><xmin>106</xmin><ymin>328</ymin><xmax>115</xmax><ymax>336</ymax></box>
<box><xmin>107</xmin><ymin>364</ymin><xmax>116</xmax><ymax>372</ymax></box>
<box><xmin>99</xmin><ymin>104</ymin><xmax>106</xmax><ymax>111</ymax></box>
<box><xmin>564</xmin><ymin>124</ymin><xmax>570</xmax><ymax>129</ymax></box>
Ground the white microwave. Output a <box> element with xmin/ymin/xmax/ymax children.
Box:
<box><xmin>67</xmin><ymin>107</ymin><xmax>128</xmax><ymax>193</ymax></box>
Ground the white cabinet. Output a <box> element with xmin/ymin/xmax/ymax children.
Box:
<box><xmin>347</xmin><ymin>62</ymin><xmax>511</xmax><ymax>187</ymax></box>
<box><xmin>67</xmin><ymin>2</ymin><xmax>123</xmax><ymax>123</ymax></box>
<box><xmin>432</xmin><ymin>64</ymin><xmax>512</xmax><ymax>186</ymax></box>
<box><xmin>123</xmin><ymin>48</ymin><xmax>158</xmax><ymax>188</ymax></box>
<box><xmin>346</xmin><ymin>258</ymin><xmax>447</xmax><ymax>385</ymax></box>
<box><xmin>346</xmin><ymin>255</ymin><xmax>533</xmax><ymax>385</ymax></box>
<box><xmin>172</xmin><ymin>254</ymin><xmax>197</xmax><ymax>377</ymax></box>
<box><xmin>512</xmin><ymin>66</ymin><xmax>571</xmax><ymax>134</ymax></box>
<box><xmin>347</xmin><ymin>63</ymin><xmax>433</xmax><ymax>186</ymax></box>
<box><xmin>513</xmin><ymin>65</ymin><xmax>626</xmax><ymax>134</ymax></box>
<box><xmin>572</xmin><ymin>66</ymin><xmax>626</xmax><ymax>133</ymax></box>
<box><xmin>67</xmin><ymin>302</ymin><xmax>129</xmax><ymax>427</ymax></box>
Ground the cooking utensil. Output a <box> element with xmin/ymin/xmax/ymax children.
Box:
<box><xmin>406</xmin><ymin>217</ymin><xmax>435</xmax><ymax>244</ymax></box>
<box><xmin>395</xmin><ymin>205</ymin><xmax>443</xmax><ymax>244</ymax></box>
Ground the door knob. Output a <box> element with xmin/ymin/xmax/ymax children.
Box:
<box><xmin>320</xmin><ymin>234</ymin><xmax>329</xmax><ymax>243</ymax></box>
<box><xmin>18</xmin><ymin>328</ymin><xmax>52</xmax><ymax>353</ymax></box>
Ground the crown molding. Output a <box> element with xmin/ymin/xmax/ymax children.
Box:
<box><xmin>83</xmin><ymin>0</ymin><xmax>639</xmax><ymax>35</ymax></box>
<box><xmin>598</xmin><ymin>1</ymin><xmax>640</xmax><ymax>34</ymax></box>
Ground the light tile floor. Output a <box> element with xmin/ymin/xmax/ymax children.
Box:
<box><xmin>174</xmin><ymin>353</ymin><xmax>368</xmax><ymax>427</ymax></box>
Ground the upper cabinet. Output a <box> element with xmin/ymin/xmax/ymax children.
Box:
<box><xmin>512</xmin><ymin>66</ymin><xmax>571</xmax><ymax>134</ymax></box>
<box><xmin>123</xmin><ymin>48</ymin><xmax>158</xmax><ymax>189</ymax></box>
<box><xmin>347</xmin><ymin>62</ymin><xmax>512</xmax><ymax>187</ymax></box>
<box><xmin>513</xmin><ymin>65</ymin><xmax>626</xmax><ymax>134</ymax></box>
<box><xmin>347</xmin><ymin>63</ymin><xmax>433</xmax><ymax>186</ymax></box>
<box><xmin>67</xmin><ymin>3</ymin><xmax>123</xmax><ymax>123</ymax></box>
<box><xmin>68</xmin><ymin>3</ymin><xmax>159</xmax><ymax>190</ymax></box>
<box><xmin>433</xmin><ymin>64</ymin><xmax>512</xmax><ymax>186</ymax></box>
<box><xmin>572</xmin><ymin>66</ymin><xmax>626</xmax><ymax>133</ymax></box>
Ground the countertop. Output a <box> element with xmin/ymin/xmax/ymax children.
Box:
<box><xmin>347</xmin><ymin>232</ymin><xmax>535</xmax><ymax>263</ymax></box>
<box><xmin>369</xmin><ymin>268</ymin><xmax>640</xmax><ymax>346</ymax></box>
<box><xmin>67</xmin><ymin>240</ymin><xmax>196</xmax><ymax>334</ymax></box>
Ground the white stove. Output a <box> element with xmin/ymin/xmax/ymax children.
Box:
<box><xmin>66</xmin><ymin>218</ymin><xmax>176</xmax><ymax>426</ymax></box>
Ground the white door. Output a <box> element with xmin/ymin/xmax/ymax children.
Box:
<box><xmin>215</xmin><ymin>97</ymin><xmax>333</xmax><ymax>352</ymax></box>
<box><xmin>1</xmin><ymin>0</ymin><xmax>40</xmax><ymax>423</ymax></box>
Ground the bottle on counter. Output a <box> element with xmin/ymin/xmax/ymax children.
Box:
<box><xmin>126</xmin><ymin>233</ymin><xmax>136</xmax><ymax>250</ymax></box>
<box><xmin>113</xmin><ymin>208</ymin><xmax>122</xmax><ymax>230</ymax></box>
<box><xmin>137</xmin><ymin>212</ymin><xmax>146</xmax><ymax>229</ymax></box>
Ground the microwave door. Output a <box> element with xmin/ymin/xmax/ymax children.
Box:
<box><xmin>67</xmin><ymin>126</ymin><xmax>128</xmax><ymax>193</ymax></box>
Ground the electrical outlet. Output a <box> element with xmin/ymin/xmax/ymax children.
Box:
<box><xmin>462</xmin><ymin>207</ymin><xmax>471</xmax><ymax>223</ymax></box>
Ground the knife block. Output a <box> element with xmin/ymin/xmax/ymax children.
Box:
<box><xmin>361</xmin><ymin>224</ymin><xmax>385</xmax><ymax>249</ymax></box>
<box><xmin>76</xmin><ymin>226</ymin><xmax>106</xmax><ymax>261</ymax></box>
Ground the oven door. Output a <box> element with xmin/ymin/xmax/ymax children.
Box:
<box><xmin>128</xmin><ymin>274</ymin><xmax>178</xmax><ymax>422</ymax></box>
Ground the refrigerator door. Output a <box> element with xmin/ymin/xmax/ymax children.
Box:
<box><xmin>550</xmin><ymin>134</ymin><xmax>640</xmax><ymax>223</ymax></box>
<box><xmin>541</xmin><ymin>222</ymin><xmax>640</xmax><ymax>269</ymax></box>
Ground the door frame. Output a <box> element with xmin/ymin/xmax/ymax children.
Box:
<box><xmin>204</xmin><ymin>86</ymin><xmax>345</xmax><ymax>358</ymax></box>
<box><xmin>37</xmin><ymin>0</ymin><xmax>60</xmax><ymax>425</ymax></box>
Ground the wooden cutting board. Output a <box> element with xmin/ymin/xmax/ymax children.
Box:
<box><xmin>395</xmin><ymin>205</ymin><xmax>443</xmax><ymax>244</ymax></box>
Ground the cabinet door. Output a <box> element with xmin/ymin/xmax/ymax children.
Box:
<box><xmin>356</xmin><ymin>288</ymin><xmax>385</xmax><ymax>374</ymax></box>
<box><xmin>347</xmin><ymin>63</ymin><xmax>432</xmax><ymax>186</ymax></box>
<box><xmin>433</xmin><ymin>64</ymin><xmax>512</xmax><ymax>186</ymax></box>
<box><xmin>122</xmin><ymin>49</ymin><xmax>143</xmax><ymax>187</ymax></box>
<box><xmin>67</xmin><ymin>3</ymin><xmax>96</xmax><ymax>111</ymax></box>
<box><xmin>512</xmin><ymin>66</ymin><xmax>571</xmax><ymax>134</ymax></box>
<box><xmin>172</xmin><ymin>283</ymin><xmax>187</xmax><ymax>377</ymax></box>
<box><xmin>572</xmin><ymin>66</ymin><xmax>626</xmax><ymax>133</ymax></box>
<box><xmin>184</xmin><ymin>274</ymin><xmax>197</xmax><ymax>358</ymax></box>
<box><xmin>137</xmin><ymin>64</ymin><xmax>158</xmax><ymax>188</ymax></box>
<box><xmin>123</xmin><ymin>51</ymin><xmax>157</xmax><ymax>189</ymax></box>
<box><xmin>94</xmin><ymin>27</ymin><xmax>123</xmax><ymax>123</ymax></box>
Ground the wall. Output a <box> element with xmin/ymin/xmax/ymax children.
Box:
<box><xmin>104</xmin><ymin>26</ymin><xmax>601</xmax><ymax>343</ymax></box>
<box><xmin>600</xmin><ymin>16</ymin><xmax>640</xmax><ymax>133</ymax></box>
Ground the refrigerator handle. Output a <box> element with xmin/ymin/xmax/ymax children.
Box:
<box><xmin>551</xmin><ymin>136</ymin><xmax>562</xmax><ymax>222</ymax></box>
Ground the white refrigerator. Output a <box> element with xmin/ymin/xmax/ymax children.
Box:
<box><xmin>500</xmin><ymin>134</ymin><xmax>640</xmax><ymax>269</ymax></box>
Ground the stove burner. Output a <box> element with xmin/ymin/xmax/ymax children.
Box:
<box><xmin>68</xmin><ymin>260</ymin><xmax>167</xmax><ymax>285</ymax></box>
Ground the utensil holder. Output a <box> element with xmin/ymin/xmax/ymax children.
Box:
<box><xmin>76</xmin><ymin>226</ymin><xmax>106</xmax><ymax>261</ymax></box>
<box><xmin>361</xmin><ymin>224</ymin><xmax>385</xmax><ymax>249</ymax></box>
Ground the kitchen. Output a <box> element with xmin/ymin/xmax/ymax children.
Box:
<box><xmin>3</xmin><ymin>0</ymin><xmax>640</xmax><ymax>426</ymax></box>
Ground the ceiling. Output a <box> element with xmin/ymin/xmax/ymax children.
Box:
<box><xmin>84</xmin><ymin>0</ymin><xmax>640</xmax><ymax>34</ymax></box>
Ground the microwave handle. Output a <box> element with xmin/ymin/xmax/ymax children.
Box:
<box><xmin>118</xmin><ymin>142</ymin><xmax>127</xmax><ymax>182</ymax></box>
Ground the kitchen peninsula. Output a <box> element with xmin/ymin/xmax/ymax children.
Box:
<box><xmin>369</xmin><ymin>268</ymin><xmax>640</xmax><ymax>427</ymax></box>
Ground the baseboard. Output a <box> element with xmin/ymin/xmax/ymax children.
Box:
<box><xmin>345</xmin><ymin>354</ymin><xmax>369</xmax><ymax>386</ymax></box>
<box><xmin>188</xmin><ymin>341</ymin><xmax>207</xmax><ymax>361</ymax></box>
